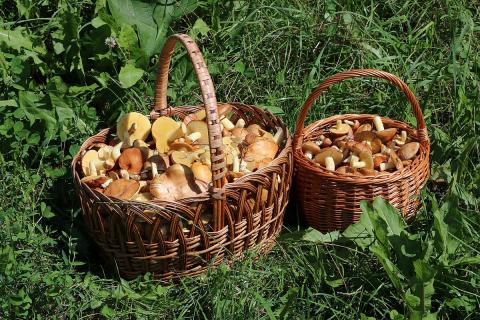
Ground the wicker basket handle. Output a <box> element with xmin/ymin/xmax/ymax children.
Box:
<box><xmin>294</xmin><ymin>69</ymin><xmax>428</xmax><ymax>146</ymax></box>
<box><xmin>153</xmin><ymin>34</ymin><xmax>226</xmax><ymax>230</ymax></box>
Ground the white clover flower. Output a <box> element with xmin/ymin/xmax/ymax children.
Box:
<box><xmin>105</xmin><ymin>36</ymin><xmax>117</xmax><ymax>49</ymax></box>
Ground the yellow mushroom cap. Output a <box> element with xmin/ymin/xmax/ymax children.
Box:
<box><xmin>152</xmin><ymin>117</ymin><xmax>185</xmax><ymax>153</ymax></box>
<box><xmin>116</xmin><ymin>112</ymin><xmax>151</xmax><ymax>144</ymax></box>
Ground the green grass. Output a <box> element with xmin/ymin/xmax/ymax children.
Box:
<box><xmin>1</xmin><ymin>0</ymin><xmax>479</xmax><ymax>319</ymax></box>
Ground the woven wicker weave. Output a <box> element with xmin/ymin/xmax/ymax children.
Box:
<box><xmin>71</xmin><ymin>34</ymin><xmax>293</xmax><ymax>280</ymax></box>
<box><xmin>294</xmin><ymin>69</ymin><xmax>430</xmax><ymax>232</ymax></box>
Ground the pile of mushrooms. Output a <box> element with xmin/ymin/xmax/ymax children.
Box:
<box><xmin>79</xmin><ymin>104</ymin><xmax>284</xmax><ymax>202</ymax></box>
<box><xmin>301</xmin><ymin>116</ymin><xmax>420</xmax><ymax>176</ymax></box>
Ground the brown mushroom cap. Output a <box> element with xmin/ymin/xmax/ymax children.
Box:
<box><xmin>355</xmin><ymin>123</ymin><xmax>372</xmax><ymax>133</ymax></box>
<box><xmin>389</xmin><ymin>150</ymin><xmax>404</xmax><ymax>170</ymax></box>
<box><xmin>150</xmin><ymin>164</ymin><xmax>204</xmax><ymax>201</ymax></box>
<box><xmin>81</xmin><ymin>175</ymin><xmax>110</xmax><ymax>188</ymax></box>
<box><xmin>104</xmin><ymin>179</ymin><xmax>140</xmax><ymax>200</ymax></box>
<box><xmin>314</xmin><ymin>147</ymin><xmax>343</xmax><ymax>166</ymax></box>
<box><xmin>118</xmin><ymin>148</ymin><xmax>144</xmax><ymax>174</ymax></box>
<box><xmin>143</xmin><ymin>154</ymin><xmax>168</xmax><ymax>174</ymax></box>
<box><xmin>244</xmin><ymin>137</ymin><xmax>279</xmax><ymax>165</ymax></box>
<box><xmin>376</xmin><ymin>128</ymin><xmax>398</xmax><ymax>143</ymax></box>
<box><xmin>345</xmin><ymin>141</ymin><xmax>371</xmax><ymax>154</ymax></box>
<box><xmin>398</xmin><ymin>142</ymin><xmax>420</xmax><ymax>161</ymax></box>
<box><xmin>330</xmin><ymin>120</ymin><xmax>351</xmax><ymax>136</ymax></box>
<box><xmin>354</xmin><ymin>131</ymin><xmax>376</xmax><ymax>142</ymax></box>
<box><xmin>116</xmin><ymin>112</ymin><xmax>151</xmax><ymax>145</ymax></box>
<box><xmin>246</xmin><ymin>124</ymin><xmax>264</xmax><ymax>136</ymax></box>
<box><xmin>302</xmin><ymin>141</ymin><xmax>321</xmax><ymax>156</ymax></box>
<box><xmin>373</xmin><ymin>154</ymin><xmax>388</xmax><ymax>169</ymax></box>
<box><xmin>191</xmin><ymin>161</ymin><xmax>212</xmax><ymax>183</ymax></box>
<box><xmin>371</xmin><ymin>138</ymin><xmax>383</xmax><ymax>154</ymax></box>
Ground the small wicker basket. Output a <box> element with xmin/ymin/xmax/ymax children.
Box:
<box><xmin>72</xmin><ymin>34</ymin><xmax>293</xmax><ymax>280</ymax></box>
<box><xmin>293</xmin><ymin>69</ymin><xmax>430</xmax><ymax>232</ymax></box>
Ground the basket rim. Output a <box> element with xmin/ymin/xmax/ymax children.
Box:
<box><xmin>293</xmin><ymin>113</ymin><xmax>430</xmax><ymax>185</ymax></box>
<box><xmin>72</xmin><ymin>101</ymin><xmax>293</xmax><ymax>205</ymax></box>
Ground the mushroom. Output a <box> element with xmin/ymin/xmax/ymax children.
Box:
<box><xmin>376</xmin><ymin>128</ymin><xmax>398</xmax><ymax>143</ymax></box>
<box><xmin>220</xmin><ymin>116</ymin><xmax>235</xmax><ymax>130</ymax></box>
<box><xmin>143</xmin><ymin>155</ymin><xmax>168</xmax><ymax>178</ymax></box>
<box><xmin>398</xmin><ymin>142</ymin><xmax>419</xmax><ymax>161</ymax></box>
<box><xmin>108</xmin><ymin>170</ymin><xmax>120</xmax><ymax>180</ymax></box>
<box><xmin>246</xmin><ymin>124</ymin><xmax>266</xmax><ymax>137</ymax></box>
<box><xmin>373</xmin><ymin>154</ymin><xmax>388</xmax><ymax>169</ymax></box>
<box><xmin>80</xmin><ymin>175</ymin><xmax>110</xmax><ymax>188</ymax></box>
<box><xmin>231</xmin><ymin>128</ymin><xmax>249</xmax><ymax>142</ymax></box>
<box><xmin>373</xmin><ymin>115</ymin><xmax>384</xmax><ymax>132</ymax></box>
<box><xmin>104</xmin><ymin>179</ymin><xmax>141</xmax><ymax>200</ymax></box>
<box><xmin>322</xmin><ymin>137</ymin><xmax>332</xmax><ymax>147</ymax></box>
<box><xmin>152</xmin><ymin>117</ymin><xmax>186</xmax><ymax>153</ymax></box>
<box><xmin>191</xmin><ymin>161</ymin><xmax>212</xmax><ymax>183</ymax></box>
<box><xmin>185</xmin><ymin>132</ymin><xmax>202</xmax><ymax>144</ymax></box>
<box><xmin>150</xmin><ymin>164</ymin><xmax>204</xmax><ymax>201</ymax></box>
<box><xmin>170</xmin><ymin>150</ymin><xmax>204</xmax><ymax>167</ymax></box>
<box><xmin>169</xmin><ymin>141</ymin><xmax>195</xmax><ymax>152</ymax></box>
<box><xmin>389</xmin><ymin>150</ymin><xmax>404</xmax><ymax>170</ymax></box>
<box><xmin>133</xmin><ymin>193</ymin><xmax>153</xmax><ymax>202</ymax></box>
<box><xmin>186</xmin><ymin>120</ymin><xmax>209</xmax><ymax>145</ymax></box>
<box><xmin>235</xmin><ymin>118</ymin><xmax>246</xmax><ymax>128</ymax></box>
<box><xmin>314</xmin><ymin>147</ymin><xmax>343</xmax><ymax>171</ymax></box>
<box><xmin>329</xmin><ymin>120</ymin><xmax>351</xmax><ymax>136</ymax></box>
<box><xmin>356</xmin><ymin>123</ymin><xmax>372</xmax><ymax>133</ymax></box>
<box><xmin>272</xmin><ymin>127</ymin><xmax>284</xmax><ymax>145</ymax></box>
<box><xmin>350</xmin><ymin>150</ymin><xmax>374</xmax><ymax>170</ymax></box>
<box><xmin>394</xmin><ymin>130</ymin><xmax>408</xmax><ymax>146</ymax></box>
<box><xmin>244</xmin><ymin>137</ymin><xmax>279</xmax><ymax>170</ymax></box>
<box><xmin>354</xmin><ymin>131</ymin><xmax>376</xmax><ymax>143</ymax></box>
<box><xmin>81</xmin><ymin>150</ymin><xmax>99</xmax><ymax>176</ymax></box>
<box><xmin>133</xmin><ymin>139</ymin><xmax>155</xmax><ymax>160</ymax></box>
<box><xmin>117</xmin><ymin>112</ymin><xmax>151</xmax><ymax>147</ymax></box>
<box><xmin>82</xmin><ymin>150</ymin><xmax>114</xmax><ymax>176</ymax></box>
<box><xmin>336</xmin><ymin>166</ymin><xmax>356</xmax><ymax>174</ymax></box>
<box><xmin>111</xmin><ymin>142</ymin><xmax>123</xmax><ymax>161</ymax></box>
<box><xmin>302</xmin><ymin>141</ymin><xmax>321</xmax><ymax>160</ymax></box>
<box><xmin>98</xmin><ymin>145</ymin><xmax>114</xmax><ymax>160</ymax></box>
<box><xmin>118</xmin><ymin>148</ymin><xmax>144</xmax><ymax>175</ymax></box>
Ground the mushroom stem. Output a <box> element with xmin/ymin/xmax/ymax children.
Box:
<box><xmin>381</xmin><ymin>144</ymin><xmax>391</xmax><ymax>155</ymax></box>
<box><xmin>351</xmin><ymin>161</ymin><xmax>366</xmax><ymax>169</ymax></box>
<box><xmin>380</xmin><ymin>162</ymin><xmax>395</xmax><ymax>171</ymax></box>
<box><xmin>151</xmin><ymin>162</ymin><xmax>158</xmax><ymax>178</ymax></box>
<box><xmin>304</xmin><ymin>151</ymin><xmax>314</xmax><ymax>160</ymax></box>
<box><xmin>324</xmin><ymin>156</ymin><xmax>335</xmax><ymax>171</ymax></box>
<box><xmin>349</xmin><ymin>155</ymin><xmax>360</xmax><ymax>166</ymax></box>
<box><xmin>123</xmin><ymin>123</ymin><xmax>137</xmax><ymax>147</ymax></box>
<box><xmin>373</xmin><ymin>116</ymin><xmax>384</xmax><ymax>131</ymax></box>
<box><xmin>272</xmin><ymin>127</ymin><xmax>284</xmax><ymax>145</ymax></box>
<box><xmin>186</xmin><ymin>132</ymin><xmax>202</xmax><ymax>143</ymax></box>
<box><xmin>220</xmin><ymin>117</ymin><xmax>235</xmax><ymax>130</ymax></box>
<box><xmin>344</xmin><ymin>119</ymin><xmax>355</xmax><ymax>126</ymax></box>
<box><xmin>394</xmin><ymin>130</ymin><xmax>407</xmax><ymax>145</ymax></box>
<box><xmin>232</xmin><ymin>152</ymin><xmax>240</xmax><ymax>172</ymax></box>
<box><xmin>235</xmin><ymin>118</ymin><xmax>246</xmax><ymax>128</ymax></box>
<box><xmin>112</xmin><ymin>142</ymin><xmax>123</xmax><ymax>161</ymax></box>
<box><xmin>120</xmin><ymin>169</ymin><xmax>130</xmax><ymax>180</ymax></box>
<box><xmin>89</xmin><ymin>160</ymin><xmax>98</xmax><ymax>176</ymax></box>
<box><xmin>101</xmin><ymin>179</ymin><xmax>113</xmax><ymax>189</ymax></box>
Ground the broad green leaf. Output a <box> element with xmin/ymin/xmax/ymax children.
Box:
<box><xmin>342</xmin><ymin>201</ymin><xmax>375</xmax><ymax>249</ymax></box>
<box><xmin>18</xmin><ymin>91</ymin><xmax>56</xmax><ymax>131</ymax></box>
<box><xmin>190</xmin><ymin>18</ymin><xmax>210</xmax><ymax>39</ymax></box>
<box><xmin>0</xmin><ymin>28</ymin><xmax>44</xmax><ymax>53</ymax></box>
<box><xmin>119</xmin><ymin>63</ymin><xmax>143</xmax><ymax>88</ymax></box>
<box><xmin>107</xmin><ymin>0</ymin><xmax>198</xmax><ymax>57</ymax></box>
<box><xmin>118</xmin><ymin>24</ymin><xmax>138</xmax><ymax>49</ymax></box>
<box><xmin>372</xmin><ymin>197</ymin><xmax>406</xmax><ymax>236</ymax></box>
<box><xmin>301</xmin><ymin>228</ymin><xmax>340</xmax><ymax>243</ymax></box>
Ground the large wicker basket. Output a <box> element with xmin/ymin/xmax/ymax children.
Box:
<box><xmin>294</xmin><ymin>69</ymin><xmax>429</xmax><ymax>232</ymax></box>
<box><xmin>71</xmin><ymin>34</ymin><xmax>293</xmax><ymax>280</ymax></box>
